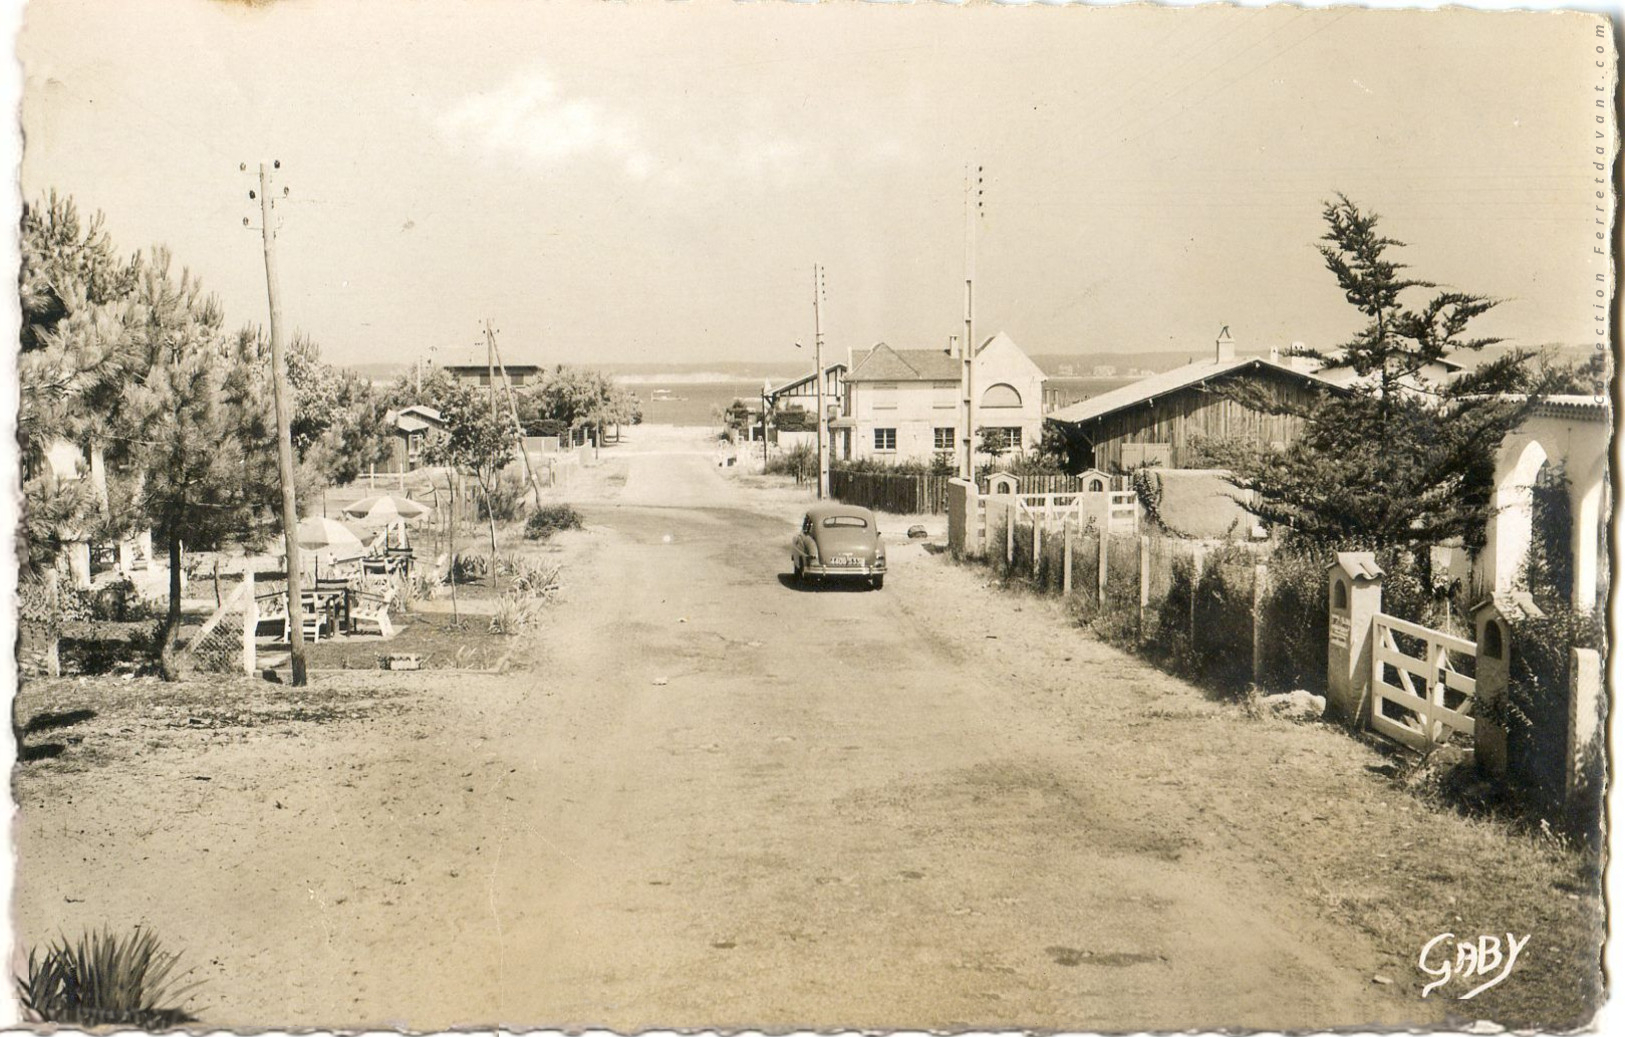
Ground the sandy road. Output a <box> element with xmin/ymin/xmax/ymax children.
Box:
<box><xmin>13</xmin><ymin>428</ymin><xmax>1438</xmax><ymax>1031</ymax></box>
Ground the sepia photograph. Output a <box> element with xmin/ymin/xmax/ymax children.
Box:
<box><xmin>5</xmin><ymin>0</ymin><xmax>1617</xmax><ymax>1033</ymax></box>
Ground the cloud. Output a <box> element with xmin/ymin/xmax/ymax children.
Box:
<box><xmin>437</xmin><ymin>68</ymin><xmax>652</xmax><ymax>178</ymax></box>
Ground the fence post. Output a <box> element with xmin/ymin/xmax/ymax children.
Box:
<box><xmin>1189</xmin><ymin>545</ymin><xmax>1204</xmax><ymax>647</ymax></box>
<box><xmin>1138</xmin><ymin>535</ymin><xmax>1151</xmax><ymax>639</ymax></box>
<box><xmin>1251</xmin><ymin>563</ymin><xmax>1267</xmax><ymax>690</ymax></box>
<box><xmin>1472</xmin><ymin>600</ymin><xmax>1513</xmax><ymax>777</ymax></box>
<box><xmin>1006</xmin><ymin>506</ymin><xmax>1015</xmax><ymax>567</ymax></box>
<box><xmin>1097</xmin><ymin>529</ymin><xmax>1109</xmax><ymax>607</ymax></box>
<box><xmin>1062</xmin><ymin>518</ymin><xmax>1073</xmax><ymax>597</ymax></box>
<box><xmin>1032</xmin><ymin>521</ymin><xmax>1042</xmax><ymax>580</ymax></box>
<box><xmin>241</xmin><ymin>570</ymin><xmax>257</xmax><ymax>675</ymax></box>
<box><xmin>1326</xmin><ymin>552</ymin><xmax>1384</xmax><ymax>725</ymax></box>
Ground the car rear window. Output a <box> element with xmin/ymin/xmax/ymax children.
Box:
<box><xmin>822</xmin><ymin>516</ymin><xmax>869</xmax><ymax>529</ymax></box>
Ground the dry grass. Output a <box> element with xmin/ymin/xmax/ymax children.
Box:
<box><xmin>937</xmin><ymin>550</ymin><xmax>1604</xmax><ymax>1028</ymax></box>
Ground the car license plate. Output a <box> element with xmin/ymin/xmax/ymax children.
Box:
<box><xmin>828</xmin><ymin>555</ymin><xmax>859</xmax><ymax>567</ymax></box>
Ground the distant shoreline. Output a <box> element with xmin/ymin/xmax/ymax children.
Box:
<box><xmin>616</xmin><ymin>373</ymin><xmax>778</xmax><ymax>385</ymax></box>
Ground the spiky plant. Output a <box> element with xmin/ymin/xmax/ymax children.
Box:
<box><xmin>17</xmin><ymin>928</ymin><xmax>202</xmax><ymax>1029</ymax></box>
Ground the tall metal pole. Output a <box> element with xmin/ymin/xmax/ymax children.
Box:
<box><xmin>813</xmin><ymin>263</ymin><xmax>829</xmax><ymax>499</ymax></box>
<box><xmin>258</xmin><ymin>161</ymin><xmax>306</xmax><ymax>686</ymax></box>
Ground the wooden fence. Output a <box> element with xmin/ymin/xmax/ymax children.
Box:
<box><xmin>984</xmin><ymin>506</ymin><xmax>1319</xmax><ymax>694</ymax></box>
<box><xmin>976</xmin><ymin>473</ymin><xmax>1126</xmax><ymax>495</ymax></box>
<box><xmin>830</xmin><ymin>470</ymin><xmax>951</xmax><ymax>515</ymax></box>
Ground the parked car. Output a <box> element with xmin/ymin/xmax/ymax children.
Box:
<box><xmin>791</xmin><ymin>504</ymin><xmax>886</xmax><ymax>589</ymax></box>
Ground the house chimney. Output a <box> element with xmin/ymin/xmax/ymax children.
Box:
<box><xmin>1268</xmin><ymin>344</ymin><xmax>1280</xmax><ymax>364</ymax></box>
<box><xmin>1215</xmin><ymin>325</ymin><xmax>1236</xmax><ymax>363</ymax></box>
<box><xmin>948</xmin><ymin>334</ymin><xmax>959</xmax><ymax>357</ymax></box>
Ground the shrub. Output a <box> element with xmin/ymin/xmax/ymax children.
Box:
<box><xmin>508</xmin><ymin>557</ymin><xmax>561</xmax><ymax>598</ymax></box>
<box><xmin>17</xmin><ymin>928</ymin><xmax>201</xmax><ymax>1028</ymax></box>
<box><xmin>765</xmin><ymin>443</ymin><xmax>818</xmax><ymax>482</ymax></box>
<box><xmin>451</xmin><ymin>553</ymin><xmax>489</xmax><ymax>583</ymax></box>
<box><xmin>60</xmin><ymin>580</ymin><xmax>159</xmax><ymax>623</ymax></box>
<box><xmin>1503</xmin><ymin>607</ymin><xmax>1607</xmax><ymax>830</ymax></box>
<box><xmin>1188</xmin><ymin>545</ymin><xmax>1261</xmax><ymax>696</ymax></box>
<box><xmin>834</xmin><ymin>457</ymin><xmax>931</xmax><ymax>476</ymax></box>
<box><xmin>489</xmin><ymin>592</ymin><xmax>536</xmax><ymax>635</ymax></box>
<box><xmin>773</xmin><ymin>407</ymin><xmax>814</xmax><ymax>432</ymax></box>
<box><xmin>1257</xmin><ymin>548</ymin><xmax>1331</xmax><ymax>692</ymax></box>
<box><xmin>524</xmin><ymin>503</ymin><xmax>583</xmax><ymax>541</ymax></box>
<box><xmin>527</xmin><ymin>418</ymin><xmax>567</xmax><ymax>438</ymax></box>
<box><xmin>478</xmin><ymin>473</ymin><xmax>527</xmax><ymax>522</ymax></box>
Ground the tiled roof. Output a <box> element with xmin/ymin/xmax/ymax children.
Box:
<box><xmin>846</xmin><ymin>343</ymin><xmax>964</xmax><ymax>382</ymax></box>
<box><xmin>1047</xmin><ymin>356</ymin><xmax>1343</xmax><ymax>425</ymax></box>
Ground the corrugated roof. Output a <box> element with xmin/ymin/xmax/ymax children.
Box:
<box><xmin>1047</xmin><ymin>356</ymin><xmax>1342</xmax><ymax>425</ymax></box>
<box><xmin>847</xmin><ymin>343</ymin><xmax>964</xmax><ymax>382</ymax></box>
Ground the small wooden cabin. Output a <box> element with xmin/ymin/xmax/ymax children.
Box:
<box><xmin>1046</xmin><ymin>328</ymin><xmax>1347</xmax><ymax>472</ymax></box>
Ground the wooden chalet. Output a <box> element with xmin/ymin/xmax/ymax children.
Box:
<box><xmin>1045</xmin><ymin>327</ymin><xmax>1348</xmax><ymax>472</ymax></box>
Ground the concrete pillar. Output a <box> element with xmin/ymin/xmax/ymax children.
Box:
<box><xmin>1568</xmin><ymin>647</ymin><xmax>1604</xmax><ymax>805</ymax></box>
<box><xmin>1472</xmin><ymin>600</ymin><xmax>1513</xmax><ymax>778</ymax></box>
<box><xmin>1326</xmin><ymin>552</ymin><xmax>1384</xmax><ymax>724</ymax></box>
<box><xmin>63</xmin><ymin>539</ymin><xmax>92</xmax><ymax>590</ymax></box>
<box><xmin>1482</xmin><ymin>435</ymin><xmax>1544</xmax><ymax>599</ymax></box>
<box><xmin>1569</xmin><ymin>470</ymin><xmax>1604</xmax><ymax>612</ymax></box>
<box><xmin>947</xmin><ymin>478</ymin><xmax>977</xmax><ymax>559</ymax></box>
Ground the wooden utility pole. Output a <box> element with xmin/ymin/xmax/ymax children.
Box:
<box><xmin>961</xmin><ymin>164</ymin><xmax>982</xmax><ymax>482</ymax></box>
<box><xmin>256</xmin><ymin>160</ymin><xmax>306</xmax><ymax>686</ymax></box>
<box><xmin>813</xmin><ymin>263</ymin><xmax>829</xmax><ymax>499</ymax></box>
<box><xmin>486</xmin><ymin>321</ymin><xmax>546</xmax><ymax>510</ymax></box>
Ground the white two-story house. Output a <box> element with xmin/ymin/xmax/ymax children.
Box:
<box><xmin>834</xmin><ymin>331</ymin><xmax>1047</xmax><ymax>464</ymax></box>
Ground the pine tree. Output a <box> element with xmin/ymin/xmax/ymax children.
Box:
<box><xmin>118</xmin><ymin>251</ymin><xmax>256</xmax><ymax>679</ymax></box>
<box><xmin>16</xmin><ymin>193</ymin><xmax>143</xmax><ymax>574</ymax></box>
<box><xmin>1225</xmin><ymin>196</ymin><xmax>1549</xmax><ymax>558</ymax></box>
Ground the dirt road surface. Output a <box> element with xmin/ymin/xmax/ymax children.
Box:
<box><xmin>13</xmin><ymin>427</ymin><xmax>1562</xmax><ymax>1031</ymax></box>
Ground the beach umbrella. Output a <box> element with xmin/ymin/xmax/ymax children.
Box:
<box><xmin>341</xmin><ymin>494</ymin><xmax>432</xmax><ymax>527</ymax></box>
<box><xmin>296</xmin><ymin>516</ymin><xmax>365</xmax><ymax>558</ymax></box>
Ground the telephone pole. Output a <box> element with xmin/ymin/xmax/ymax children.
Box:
<box><xmin>961</xmin><ymin>164</ymin><xmax>982</xmax><ymax>482</ymax></box>
<box><xmin>254</xmin><ymin>160</ymin><xmax>307</xmax><ymax>685</ymax></box>
<box><xmin>486</xmin><ymin>320</ymin><xmax>546</xmax><ymax>510</ymax></box>
<box><xmin>813</xmin><ymin>263</ymin><xmax>829</xmax><ymax>500</ymax></box>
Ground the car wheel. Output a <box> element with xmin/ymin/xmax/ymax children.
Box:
<box><xmin>870</xmin><ymin>575</ymin><xmax>884</xmax><ymax>590</ymax></box>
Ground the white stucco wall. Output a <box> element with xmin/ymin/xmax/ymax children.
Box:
<box><xmin>847</xmin><ymin>334</ymin><xmax>1047</xmax><ymax>464</ymax></box>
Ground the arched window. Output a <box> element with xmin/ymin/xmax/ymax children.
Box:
<box><xmin>1087</xmin><ymin>478</ymin><xmax>1105</xmax><ymax>492</ymax></box>
<box><xmin>1332</xmin><ymin>579</ymin><xmax>1348</xmax><ymax>610</ymax></box>
<box><xmin>981</xmin><ymin>383</ymin><xmax>1022</xmax><ymax>408</ymax></box>
<box><xmin>1482</xmin><ymin>620</ymin><xmax>1504</xmax><ymax>661</ymax></box>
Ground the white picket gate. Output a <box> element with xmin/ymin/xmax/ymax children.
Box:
<box><xmin>1369</xmin><ymin>611</ymin><xmax>1477</xmax><ymax>750</ymax></box>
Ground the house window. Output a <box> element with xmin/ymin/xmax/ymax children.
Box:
<box><xmin>933</xmin><ymin>427</ymin><xmax>956</xmax><ymax>450</ymax></box>
<box><xmin>981</xmin><ymin>383</ymin><xmax>1022</xmax><ymax>408</ymax></box>
<box><xmin>874</xmin><ymin>428</ymin><xmax>897</xmax><ymax>451</ymax></box>
<box><xmin>988</xmin><ymin>427</ymin><xmax>1022</xmax><ymax>451</ymax></box>
<box><xmin>872</xmin><ymin>382</ymin><xmax>898</xmax><ymax>410</ymax></box>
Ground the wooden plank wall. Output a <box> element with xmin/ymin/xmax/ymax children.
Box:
<box><xmin>1074</xmin><ymin>370</ymin><xmax>1323</xmax><ymax>470</ymax></box>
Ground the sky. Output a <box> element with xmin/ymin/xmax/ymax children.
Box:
<box><xmin>15</xmin><ymin>0</ymin><xmax>1614</xmax><ymax>369</ymax></box>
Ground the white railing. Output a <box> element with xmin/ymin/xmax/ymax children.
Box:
<box><xmin>1370</xmin><ymin>612</ymin><xmax>1477</xmax><ymax>750</ymax></box>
